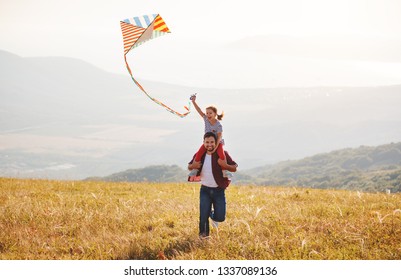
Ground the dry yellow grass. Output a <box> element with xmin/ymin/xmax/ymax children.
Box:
<box><xmin>1</xmin><ymin>177</ymin><xmax>400</xmax><ymax>260</ymax></box>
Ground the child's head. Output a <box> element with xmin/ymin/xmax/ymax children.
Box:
<box><xmin>206</xmin><ymin>105</ymin><xmax>224</xmax><ymax>121</ymax></box>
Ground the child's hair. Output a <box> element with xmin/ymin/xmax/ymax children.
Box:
<box><xmin>206</xmin><ymin>105</ymin><xmax>224</xmax><ymax>121</ymax></box>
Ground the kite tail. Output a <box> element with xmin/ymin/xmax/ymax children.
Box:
<box><xmin>124</xmin><ymin>55</ymin><xmax>191</xmax><ymax>118</ymax></box>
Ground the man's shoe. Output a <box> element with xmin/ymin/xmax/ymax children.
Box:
<box><xmin>199</xmin><ymin>233</ymin><xmax>209</xmax><ymax>240</ymax></box>
<box><xmin>188</xmin><ymin>175</ymin><xmax>201</xmax><ymax>182</ymax></box>
<box><xmin>188</xmin><ymin>169</ymin><xmax>198</xmax><ymax>176</ymax></box>
<box><xmin>223</xmin><ymin>170</ymin><xmax>233</xmax><ymax>178</ymax></box>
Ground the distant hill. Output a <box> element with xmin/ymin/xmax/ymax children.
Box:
<box><xmin>85</xmin><ymin>165</ymin><xmax>187</xmax><ymax>183</ymax></box>
<box><xmin>240</xmin><ymin>142</ymin><xmax>401</xmax><ymax>193</ymax></box>
<box><xmin>85</xmin><ymin>142</ymin><xmax>401</xmax><ymax>193</ymax></box>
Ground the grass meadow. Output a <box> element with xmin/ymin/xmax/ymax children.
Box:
<box><xmin>0</xmin><ymin>177</ymin><xmax>400</xmax><ymax>260</ymax></box>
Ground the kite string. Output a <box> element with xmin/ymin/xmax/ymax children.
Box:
<box><xmin>124</xmin><ymin>55</ymin><xmax>191</xmax><ymax>118</ymax></box>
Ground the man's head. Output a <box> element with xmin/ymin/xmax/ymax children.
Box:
<box><xmin>203</xmin><ymin>132</ymin><xmax>217</xmax><ymax>153</ymax></box>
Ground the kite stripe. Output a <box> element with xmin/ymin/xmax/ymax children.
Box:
<box><xmin>120</xmin><ymin>22</ymin><xmax>145</xmax><ymax>53</ymax></box>
<box><xmin>143</xmin><ymin>15</ymin><xmax>151</xmax><ymax>26</ymax></box>
<box><xmin>133</xmin><ymin>17</ymin><xmax>143</xmax><ymax>27</ymax></box>
<box><xmin>130</xmin><ymin>14</ymin><xmax>157</xmax><ymax>28</ymax></box>
<box><xmin>154</xmin><ymin>15</ymin><xmax>170</xmax><ymax>32</ymax></box>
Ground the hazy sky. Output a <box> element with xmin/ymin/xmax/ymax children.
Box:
<box><xmin>2</xmin><ymin>0</ymin><xmax>401</xmax><ymax>88</ymax></box>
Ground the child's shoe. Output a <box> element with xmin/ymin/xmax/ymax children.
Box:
<box><xmin>188</xmin><ymin>174</ymin><xmax>201</xmax><ymax>182</ymax></box>
<box><xmin>222</xmin><ymin>170</ymin><xmax>233</xmax><ymax>179</ymax></box>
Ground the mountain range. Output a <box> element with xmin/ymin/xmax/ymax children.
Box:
<box><xmin>86</xmin><ymin>142</ymin><xmax>401</xmax><ymax>193</ymax></box>
<box><xmin>242</xmin><ymin>141</ymin><xmax>401</xmax><ymax>193</ymax></box>
<box><xmin>1</xmin><ymin>49</ymin><xmax>401</xmax><ymax>180</ymax></box>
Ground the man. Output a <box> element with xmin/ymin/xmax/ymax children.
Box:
<box><xmin>188</xmin><ymin>132</ymin><xmax>238</xmax><ymax>238</ymax></box>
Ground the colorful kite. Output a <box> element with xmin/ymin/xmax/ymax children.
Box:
<box><xmin>120</xmin><ymin>14</ymin><xmax>191</xmax><ymax>117</ymax></box>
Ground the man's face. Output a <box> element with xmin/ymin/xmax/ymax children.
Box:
<box><xmin>203</xmin><ymin>136</ymin><xmax>216</xmax><ymax>152</ymax></box>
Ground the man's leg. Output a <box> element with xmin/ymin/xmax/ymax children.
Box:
<box><xmin>211</xmin><ymin>188</ymin><xmax>226</xmax><ymax>222</ymax></box>
<box><xmin>199</xmin><ymin>186</ymin><xmax>212</xmax><ymax>237</ymax></box>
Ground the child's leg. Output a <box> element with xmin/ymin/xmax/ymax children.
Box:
<box><xmin>216</xmin><ymin>143</ymin><xmax>226</xmax><ymax>161</ymax></box>
<box><xmin>216</xmin><ymin>143</ymin><xmax>228</xmax><ymax>171</ymax></box>
<box><xmin>216</xmin><ymin>144</ymin><xmax>231</xmax><ymax>177</ymax></box>
<box><xmin>194</xmin><ymin>144</ymin><xmax>207</xmax><ymax>162</ymax></box>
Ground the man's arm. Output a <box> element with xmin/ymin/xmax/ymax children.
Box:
<box><xmin>188</xmin><ymin>153</ymin><xmax>202</xmax><ymax>170</ymax></box>
<box><xmin>218</xmin><ymin>151</ymin><xmax>238</xmax><ymax>172</ymax></box>
<box><xmin>188</xmin><ymin>161</ymin><xmax>202</xmax><ymax>170</ymax></box>
<box><xmin>217</xmin><ymin>159</ymin><xmax>237</xmax><ymax>172</ymax></box>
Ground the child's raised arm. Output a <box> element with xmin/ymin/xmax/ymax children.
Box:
<box><xmin>190</xmin><ymin>94</ymin><xmax>205</xmax><ymax>118</ymax></box>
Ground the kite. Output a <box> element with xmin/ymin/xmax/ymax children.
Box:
<box><xmin>120</xmin><ymin>14</ymin><xmax>191</xmax><ymax>117</ymax></box>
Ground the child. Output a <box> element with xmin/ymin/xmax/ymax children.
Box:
<box><xmin>188</xmin><ymin>94</ymin><xmax>232</xmax><ymax>179</ymax></box>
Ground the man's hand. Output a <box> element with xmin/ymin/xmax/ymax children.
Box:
<box><xmin>218</xmin><ymin>159</ymin><xmax>237</xmax><ymax>172</ymax></box>
<box><xmin>217</xmin><ymin>159</ymin><xmax>229</xmax><ymax>169</ymax></box>
<box><xmin>189</xmin><ymin>161</ymin><xmax>202</xmax><ymax>170</ymax></box>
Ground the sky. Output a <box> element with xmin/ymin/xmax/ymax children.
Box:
<box><xmin>2</xmin><ymin>0</ymin><xmax>401</xmax><ymax>88</ymax></box>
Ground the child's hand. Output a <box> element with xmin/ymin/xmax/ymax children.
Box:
<box><xmin>190</xmin><ymin>94</ymin><xmax>197</xmax><ymax>101</ymax></box>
